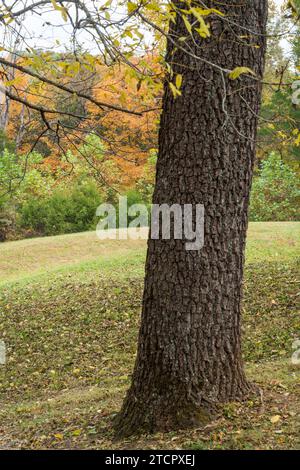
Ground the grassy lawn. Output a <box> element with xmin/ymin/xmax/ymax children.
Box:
<box><xmin>0</xmin><ymin>222</ymin><xmax>299</xmax><ymax>449</ymax></box>
<box><xmin>0</xmin><ymin>222</ymin><xmax>298</xmax><ymax>288</ymax></box>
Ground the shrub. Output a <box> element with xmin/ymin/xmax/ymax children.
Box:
<box><xmin>19</xmin><ymin>180</ymin><xmax>102</xmax><ymax>236</ymax></box>
<box><xmin>0</xmin><ymin>201</ymin><xmax>15</xmax><ymax>242</ymax></box>
<box><xmin>249</xmin><ymin>152</ymin><xmax>300</xmax><ymax>221</ymax></box>
<box><xmin>0</xmin><ymin>147</ymin><xmax>20</xmax><ymax>241</ymax></box>
<box><xmin>136</xmin><ymin>150</ymin><xmax>156</xmax><ymax>205</ymax></box>
<box><xmin>124</xmin><ymin>189</ymin><xmax>148</xmax><ymax>227</ymax></box>
<box><xmin>64</xmin><ymin>180</ymin><xmax>103</xmax><ymax>233</ymax></box>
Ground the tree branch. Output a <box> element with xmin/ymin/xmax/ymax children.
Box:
<box><xmin>0</xmin><ymin>56</ymin><xmax>143</xmax><ymax>116</ymax></box>
<box><xmin>1</xmin><ymin>86</ymin><xmax>86</xmax><ymax>119</ymax></box>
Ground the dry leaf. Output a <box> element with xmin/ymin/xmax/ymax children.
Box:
<box><xmin>270</xmin><ymin>415</ymin><xmax>281</xmax><ymax>424</ymax></box>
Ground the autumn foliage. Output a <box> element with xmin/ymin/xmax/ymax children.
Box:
<box><xmin>2</xmin><ymin>52</ymin><xmax>162</xmax><ymax>190</ymax></box>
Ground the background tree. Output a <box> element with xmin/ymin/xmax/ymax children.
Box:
<box><xmin>258</xmin><ymin>0</ymin><xmax>300</xmax><ymax>169</ymax></box>
<box><xmin>250</xmin><ymin>152</ymin><xmax>300</xmax><ymax>221</ymax></box>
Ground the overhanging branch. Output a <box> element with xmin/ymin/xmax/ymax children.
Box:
<box><xmin>0</xmin><ymin>56</ymin><xmax>143</xmax><ymax>116</ymax></box>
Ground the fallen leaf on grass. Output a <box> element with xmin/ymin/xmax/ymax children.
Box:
<box><xmin>270</xmin><ymin>415</ymin><xmax>281</xmax><ymax>424</ymax></box>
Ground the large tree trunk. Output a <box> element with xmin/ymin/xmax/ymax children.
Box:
<box><xmin>115</xmin><ymin>0</ymin><xmax>268</xmax><ymax>436</ymax></box>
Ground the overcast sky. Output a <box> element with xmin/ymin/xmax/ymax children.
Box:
<box><xmin>0</xmin><ymin>0</ymin><xmax>290</xmax><ymax>54</ymax></box>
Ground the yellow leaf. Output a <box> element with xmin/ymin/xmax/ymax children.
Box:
<box><xmin>182</xmin><ymin>15</ymin><xmax>192</xmax><ymax>35</ymax></box>
<box><xmin>195</xmin><ymin>20</ymin><xmax>210</xmax><ymax>38</ymax></box>
<box><xmin>50</xmin><ymin>0</ymin><xmax>61</xmax><ymax>9</ymax></box>
<box><xmin>145</xmin><ymin>3</ymin><xmax>160</xmax><ymax>12</ymax></box>
<box><xmin>50</xmin><ymin>0</ymin><xmax>68</xmax><ymax>22</ymax></box>
<box><xmin>123</xmin><ymin>29</ymin><xmax>133</xmax><ymax>39</ymax></box>
<box><xmin>175</xmin><ymin>74</ymin><xmax>183</xmax><ymax>89</ymax></box>
<box><xmin>72</xmin><ymin>429</ymin><xmax>82</xmax><ymax>436</ymax></box>
<box><xmin>270</xmin><ymin>415</ymin><xmax>281</xmax><ymax>424</ymax></box>
<box><xmin>189</xmin><ymin>9</ymin><xmax>211</xmax><ymax>38</ymax></box>
<box><xmin>54</xmin><ymin>433</ymin><xmax>64</xmax><ymax>440</ymax></box>
<box><xmin>229</xmin><ymin>67</ymin><xmax>256</xmax><ymax>80</ymax></box>
<box><xmin>169</xmin><ymin>82</ymin><xmax>182</xmax><ymax>98</ymax></box>
<box><xmin>287</xmin><ymin>0</ymin><xmax>299</xmax><ymax>18</ymax></box>
<box><xmin>191</xmin><ymin>7</ymin><xmax>224</xmax><ymax>17</ymax></box>
<box><xmin>120</xmin><ymin>91</ymin><xmax>127</xmax><ymax>106</ymax></box>
<box><xmin>3</xmin><ymin>78</ymin><xmax>22</xmax><ymax>87</ymax></box>
<box><xmin>127</xmin><ymin>1</ymin><xmax>137</xmax><ymax>14</ymax></box>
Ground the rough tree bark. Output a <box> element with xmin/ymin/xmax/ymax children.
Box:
<box><xmin>115</xmin><ymin>0</ymin><xmax>268</xmax><ymax>436</ymax></box>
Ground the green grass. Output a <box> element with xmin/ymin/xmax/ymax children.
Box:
<box><xmin>0</xmin><ymin>222</ymin><xmax>299</xmax><ymax>288</ymax></box>
<box><xmin>0</xmin><ymin>231</ymin><xmax>147</xmax><ymax>288</ymax></box>
<box><xmin>0</xmin><ymin>222</ymin><xmax>299</xmax><ymax>450</ymax></box>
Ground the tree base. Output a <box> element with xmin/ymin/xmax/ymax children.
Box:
<box><xmin>114</xmin><ymin>380</ymin><xmax>258</xmax><ymax>438</ymax></box>
<box><xmin>114</xmin><ymin>400</ymin><xmax>214</xmax><ymax>439</ymax></box>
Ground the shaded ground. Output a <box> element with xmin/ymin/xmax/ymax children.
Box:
<box><xmin>0</xmin><ymin>223</ymin><xmax>299</xmax><ymax>449</ymax></box>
